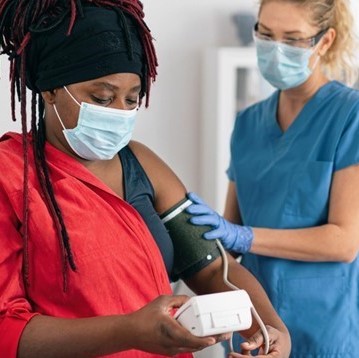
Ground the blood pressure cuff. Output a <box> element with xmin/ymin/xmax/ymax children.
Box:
<box><xmin>160</xmin><ymin>196</ymin><xmax>221</xmax><ymax>282</ymax></box>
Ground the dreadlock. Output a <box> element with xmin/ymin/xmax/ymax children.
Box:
<box><xmin>0</xmin><ymin>0</ymin><xmax>158</xmax><ymax>291</ymax></box>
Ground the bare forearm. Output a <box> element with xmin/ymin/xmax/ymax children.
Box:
<box><xmin>252</xmin><ymin>223</ymin><xmax>358</xmax><ymax>262</ymax></box>
<box><xmin>18</xmin><ymin>295</ymin><xmax>219</xmax><ymax>358</ymax></box>
<box><xmin>18</xmin><ymin>315</ymin><xmax>131</xmax><ymax>358</ymax></box>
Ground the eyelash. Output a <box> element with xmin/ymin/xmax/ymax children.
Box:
<box><xmin>91</xmin><ymin>96</ymin><xmax>112</xmax><ymax>105</ymax></box>
<box><xmin>260</xmin><ymin>32</ymin><xmax>300</xmax><ymax>42</ymax></box>
<box><xmin>91</xmin><ymin>96</ymin><xmax>139</xmax><ymax>107</ymax></box>
<box><xmin>126</xmin><ymin>98</ymin><xmax>138</xmax><ymax>105</ymax></box>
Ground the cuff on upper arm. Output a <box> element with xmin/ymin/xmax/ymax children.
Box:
<box><xmin>160</xmin><ymin>197</ymin><xmax>221</xmax><ymax>282</ymax></box>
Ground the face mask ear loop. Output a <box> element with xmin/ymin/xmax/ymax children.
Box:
<box><xmin>53</xmin><ymin>104</ymin><xmax>67</xmax><ymax>130</ymax></box>
<box><xmin>310</xmin><ymin>43</ymin><xmax>321</xmax><ymax>72</ymax></box>
<box><xmin>311</xmin><ymin>55</ymin><xmax>321</xmax><ymax>71</ymax></box>
<box><xmin>63</xmin><ymin>86</ymin><xmax>82</xmax><ymax>107</ymax></box>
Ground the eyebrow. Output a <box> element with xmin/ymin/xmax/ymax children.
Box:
<box><xmin>258</xmin><ymin>23</ymin><xmax>304</xmax><ymax>35</ymax></box>
<box><xmin>91</xmin><ymin>81</ymin><xmax>141</xmax><ymax>93</ymax></box>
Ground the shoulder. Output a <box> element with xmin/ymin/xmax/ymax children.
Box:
<box><xmin>328</xmin><ymin>80</ymin><xmax>359</xmax><ymax>96</ymax></box>
<box><xmin>127</xmin><ymin>141</ymin><xmax>186</xmax><ymax>214</ymax></box>
<box><xmin>329</xmin><ymin>82</ymin><xmax>359</xmax><ymax>125</ymax></box>
<box><xmin>235</xmin><ymin>91</ymin><xmax>278</xmax><ymax>124</ymax></box>
<box><xmin>324</xmin><ymin>81</ymin><xmax>359</xmax><ymax>109</ymax></box>
<box><xmin>0</xmin><ymin>132</ymin><xmax>24</xmax><ymax>166</ymax></box>
<box><xmin>128</xmin><ymin>141</ymin><xmax>182</xmax><ymax>184</ymax></box>
<box><xmin>0</xmin><ymin>131</ymin><xmax>22</xmax><ymax>149</ymax></box>
<box><xmin>128</xmin><ymin>140</ymin><xmax>168</xmax><ymax>170</ymax></box>
<box><xmin>0</xmin><ymin>132</ymin><xmax>31</xmax><ymax>193</ymax></box>
<box><xmin>230</xmin><ymin>92</ymin><xmax>278</xmax><ymax>143</ymax></box>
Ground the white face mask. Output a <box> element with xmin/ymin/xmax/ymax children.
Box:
<box><xmin>53</xmin><ymin>86</ymin><xmax>137</xmax><ymax>161</ymax></box>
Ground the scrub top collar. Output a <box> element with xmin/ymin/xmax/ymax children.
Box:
<box><xmin>268</xmin><ymin>80</ymin><xmax>340</xmax><ymax>138</ymax></box>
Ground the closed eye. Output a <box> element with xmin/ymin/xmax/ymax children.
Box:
<box><xmin>285</xmin><ymin>37</ymin><xmax>301</xmax><ymax>42</ymax></box>
<box><xmin>257</xmin><ymin>32</ymin><xmax>273</xmax><ymax>40</ymax></box>
<box><xmin>91</xmin><ymin>96</ymin><xmax>112</xmax><ymax>105</ymax></box>
<box><xmin>126</xmin><ymin>98</ymin><xmax>139</xmax><ymax>107</ymax></box>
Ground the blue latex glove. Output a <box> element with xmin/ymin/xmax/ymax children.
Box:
<box><xmin>186</xmin><ymin>192</ymin><xmax>253</xmax><ymax>254</ymax></box>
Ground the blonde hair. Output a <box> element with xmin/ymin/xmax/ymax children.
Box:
<box><xmin>258</xmin><ymin>0</ymin><xmax>359</xmax><ymax>85</ymax></box>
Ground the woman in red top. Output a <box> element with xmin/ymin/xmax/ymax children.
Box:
<box><xmin>0</xmin><ymin>1</ymin><xmax>290</xmax><ymax>357</ymax></box>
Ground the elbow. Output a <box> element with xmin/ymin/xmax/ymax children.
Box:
<box><xmin>341</xmin><ymin>250</ymin><xmax>358</xmax><ymax>263</ymax></box>
<box><xmin>336</xmin><ymin>242</ymin><xmax>358</xmax><ymax>263</ymax></box>
<box><xmin>330</xmin><ymin>228</ymin><xmax>359</xmax><ymax>263</ymax></box>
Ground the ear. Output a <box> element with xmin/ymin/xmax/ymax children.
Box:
<box><xmin>318</xmin><ymin>28</ymin><xmax>336</xmax><ymax>56</ymax></box>
<box><xmin>41</xmin><ymin>89</ymin><xmax>58</xmax><ymax>105</ymax></box>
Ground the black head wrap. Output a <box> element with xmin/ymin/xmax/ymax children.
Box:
<box><xmin>27</xmin><ymin>6</ymin><xmax>145</xmax><ymax>93</ymax></box>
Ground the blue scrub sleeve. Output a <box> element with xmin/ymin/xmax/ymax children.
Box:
<box><xmin>334</xmin><ymin>104</ymin><xmax>359</xmax><ymax>171</ymax></box>
<box><xmin>226</xmin><ymin>112</ymin><xmax>242</xmax><ymax>182</ymax></box>
<box><xmin>226</xmin><ymin>163</ymin><xmax>235</xmax><ymax>181</ymax></box>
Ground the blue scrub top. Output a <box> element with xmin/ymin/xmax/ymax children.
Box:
<box><xmin>227</xmin><ymin>81</ymin><xmax>359</xmax><ymax>357</ymax></box>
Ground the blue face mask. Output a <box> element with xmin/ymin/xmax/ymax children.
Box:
<box><xmin>255</xmin><ymin>38</ymin><xmax>319</xmax><ymax>90</ymax></box>
<box><xmin>53</xmin><ymin>86</ymin><xmax>137</xmax><ymax>161</ymax></box>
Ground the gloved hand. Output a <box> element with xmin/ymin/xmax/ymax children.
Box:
<box><xmin>186</xmin><ymin>192</ymin><xmax>253</xmax><ymax>254</ymax></box>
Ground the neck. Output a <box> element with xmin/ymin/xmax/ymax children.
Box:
<box><xmin>276</xmin><ymin>69</ymin><xmax>329</xmax><ymax>132</ymax></box>
<box><xmin>280</xmin><ymin>69</ymin><xmax>329</xmax><ymax>106</ymax></box>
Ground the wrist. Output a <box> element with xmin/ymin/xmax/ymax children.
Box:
<box><xmin>231</xmin><ymin>225</ymin><xmax>254</xmax><ymax>253</ymax></box>
<box><xmin>110</xmin><ymin>314</ymin><xmax>134</xmax><ymax>352</ymax></box>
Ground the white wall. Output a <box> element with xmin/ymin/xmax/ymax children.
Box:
<box><xmin>0</xmin><ymin>62</ymin><xmax>24</xmax><ymax>132</ymax></box>
<box><xmin>134</xmin><ymin>0</ymin><xmax>253</xmax><ymax>194</ymax></box>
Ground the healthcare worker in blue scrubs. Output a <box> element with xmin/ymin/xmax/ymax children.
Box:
<box><xmin>187</xmin><ymin>0</ymin><xmax>359</xmax><ymax>357</ymax></box>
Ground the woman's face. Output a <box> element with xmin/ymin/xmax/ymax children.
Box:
<box><xmin>258</xmin><ymin>1</ymin><xmax>321</xmax><ymax>47</ymax></box>
<box><xmin>257</xmin><ymin>1</ymin><xmax>336</xmax><ymax>89</ymax></box>
<box><xmin>42</xmin><ymin>72</ymin><xmax>141</xmax><ymax>158</ymax></box>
